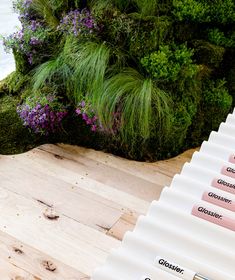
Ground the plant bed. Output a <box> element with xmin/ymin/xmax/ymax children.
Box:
<box><xmin>1</xmin><ymin>0</ymin><xmax>234</xmax><ymax>161</ymax></box>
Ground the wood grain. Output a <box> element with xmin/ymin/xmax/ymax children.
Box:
<box><xmin>0</xmin><ymin>144</ymin><xmax>196</xmax><ymax>279</ymax></box>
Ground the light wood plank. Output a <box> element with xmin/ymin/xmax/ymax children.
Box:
<box><xmin>0</xmin><ymin>258</ymin><xmax>40</xmax><ymax>280</ymax></box>
<box><xmin>0</xmin><ymin>144</ymin><xmax>197</xmax><ymax>278</ymax></box>
<box><xmin>0</xmin><ymin>152</ymin><xmax>150</xmax><ymax>215</ymax></box>
<box><xmin>0</xmin><ymin>233</ymin><xmax>88</xmax><ymax>280</ymax></box>
<box><xmin>35</xmin><ymin>145</ymin><xmax>164</xmax><ymax>201</ymax></box>
<box><xmin>0</xmin><ymin>184</ymin><xmax>120</xmax><ymax>276</ymax></box>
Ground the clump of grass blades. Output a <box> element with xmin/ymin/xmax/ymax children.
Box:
<box><xmin>94</xmin><ymin>68</ymin><xmax>170</xmax><ymax>142</ymax></box>
<box><xmin>32</xmin><ymin>50</ymin><xmax>74</xmax><ymax>97</ymax></box>
<box><xmin>33</xmin><ymin>37</ymin><xmax>171</xmax><ymax>144</ymax></box>
<box><xmin>71</xmin><ymin>41</ymin><xmax>111</xmax><ymax>102</ymax></box>
<box><xmin>90</xmin><ymin>0</ymin><xmax>131</xmax><ymax>13</ymax></box>
<box><xmin>31</xmin><ymin>0</ymin><xmax>59</xmax><ymax>29</ymax></box>
<box><xmin>133</xmin><ymin>0</ymin><xmax>159</xmax><ymax>16</ymax></box>
<box><xmin>33</xmin><ymin>37</ymin><xmax>111</xmax><ymax>101</ymax></box>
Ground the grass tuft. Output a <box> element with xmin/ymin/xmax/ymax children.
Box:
<box><xmin>31</xmin><ymin>0</ymin><xmax>59</xmax><ymax>28</ymax></box>
<box><xmin>95</xmin><ymin>68</ymin><xmax>171</xmax><ymax>142</ymax></box>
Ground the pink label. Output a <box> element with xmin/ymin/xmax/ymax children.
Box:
<box><xmin>229</xmin><ymin>154</ymin><xmax>235</xmax><ymax>164</ymax></box>
<box><xmin>221</xmin><ymin>165</ymin><xmax>235</xmax><ymax>179</ymax></box>
<box><xmin>202</xmin><ymin>191</ymin><xmax>235</xmax><ymax>212</ymax></box>
<box><xmin>211</xmin><ymin>178</ymin><xmax>235</xmax><ymax>195</ymax></box>
<box><xmin>192</xmin><ymin>205</ymin><xmax>235</xmax><ymax>232</ymax></box>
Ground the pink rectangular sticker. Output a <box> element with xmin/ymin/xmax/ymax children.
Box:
<box><xmin>229</xmin><ymin>154</ymin><xmax>235</xmax><ymax>164</ymax></box>
<box><xmin>192</xmin><ymin>205</ymin><xmax>235</xmax><ymax>232</ymax></box>
<box><xmin>211</xmin><ymin>178</ymin><xmax>235</xmax><ymax>195</ymax></box>
<box><xmin>202</xmin><ymin>191</ymin><xmax>235</xmax><ymax>212</ymax></box>
<box><xmin>221</xmin><ymin>166</ymin><xmax>235</xmax><ymax>179</ymax></box>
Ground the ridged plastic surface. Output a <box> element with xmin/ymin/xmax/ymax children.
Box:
<box><xmin>92</xmin><ymin>111</ymin><xmax>235</xmax><ymax>280</ymax></box>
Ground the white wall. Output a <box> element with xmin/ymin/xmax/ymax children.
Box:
<box><xmin>0</xmin><ymin>0</ymin><xmax>20</xmax><ymax>80</ymax></box>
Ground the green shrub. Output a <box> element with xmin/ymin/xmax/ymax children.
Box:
<box><xmin>208</xmin><ymin>29</ymin><xmax>235</xmax><ymax>48</ymax></box>
<box><xmin>210</xmin><ymin>0</ymin><xmax>235</xmax><ymax>24</ymax></box>
<box><xmin>203</xmin><ymin>79</ymin><xmax>232</xmax><ymax>109</ymax></box>
<box><xmin>189</xmin><ymin>79</ymin><xmax>232</xmax><ymax>145</ymax></box>
<box><xmin>173</xmin><ymin>0</ymin><xmax>209</xmax><ymax>22</ymax></box>
<box><xmin>173</xmin><ymin>0</ymin><xmax>235</xmax><ymax>23</ymax></box>
<box><xmin>192</xmin><ymin>40</ymin><xmax>225</xmax><ymax>68</ymax></box>
<box><xmin>141</xmin><ymin>44</ymin><xmax>198</xmax><ymax>82</ymax></box>
<box><xmin>128</xmin><ymin>16</ymin><xmax>172</xmax><ymax>58</ymax></box>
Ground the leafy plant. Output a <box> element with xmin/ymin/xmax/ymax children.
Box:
<box><xmin>173</xmin><ymin>0</ymin><xmax>210</xmax><ymax>22</ymax></box>
<box><xmin>2</xmin><ymin>20</ymin><xmax>50</xmax><ymax>65</ymax></box>
<box><xmin>33</xmin><ymin>38</ymin><xmax>111</xmax><ymax>101</ymax></box>
<box><xmin>133</xmin><ymin>0</ymin><xmax>159</xmax><ymax>16</ymax></box>
<box><xmin>32</xmin><ymin>45</ymin><xmax>74</xmax><ymax>95</ymax></box>
<box><xmin>203</xmin><ymin>79</ymin><xmax>232</xmax><ymax>108</ymax></box>
<box><xmin>208</xmin><ymin>29</ymin><xmax>235</xmax><ymax>48</ymax></box>
<box><xmin>30</xmin><ymin>0</ymin><xmax>59</xmax><ymax>28</ymax></box>
<box><xmin>173</xmin><ymin>0</ymin><xmax>235</xmax><ymax>23</ymax></box>
<box><xmin>2</xmin><ymin>0</ymin><xmax>235</xmax><ymax>160</ymax></box>
<box><xmin>94</xmin><ymin>68</ymin><xmax>171</xmax><ymax>142</ymax></box>
<box><xmin>17</xmin><ymin>93</ymin><xmax>68</xmax><ymax>135</ymax></box>
<box><xmin>141</xmin><ymin>44</ymin><xmax>198</xmax><ymax>82</ymax></box>
<box><xmin>57</xmin><ymin>9</ymin><xmax>100</xmax><ymax>39</ymax></box>
<box><xmin>210</xmin><ymin>0</ymin><xmax>235</xmax><ymax>24</ymax></box>
<box><xmin>75</xmin><ymin>100</ymin><xmax>100</xmax><ymax>132</ymax></box>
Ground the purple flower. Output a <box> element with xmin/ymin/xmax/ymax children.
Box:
<box><xmin>75</xmin><ymin>101</ymin><xmax>101</xmax><ymax>133</ymax></box>
<box><xmin>91</xmin><ymin>125</ymin><xmax>97</xmax><ymax>132</ymax></box>
<box><xmin>17</xmin><ymin>94</ymin><xmax>68</xmax><ymax>135</ymax></box>
<box><xmin>82</xmin><ymin>113</ymin><xmax>88</xmax><ymax>121</ymax></box>
<box><xmin>75</xmin><ymin>108</ymin><xmax>81</xmax><ymax>115</ymax></box>
<box><xmin>28</xmin><ymin>53</ymin><xmax>33</xmax><ymax>64</ymax></box>
<box><xmin>57</xmin><ymin>9</ymin><xmax>99</xmax><ymax>38</ymax></box>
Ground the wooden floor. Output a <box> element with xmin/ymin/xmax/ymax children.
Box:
<box><xmin>0</xmin><ymin>144</ymin><xmax>196</xmax><ymax>280</ymax></box>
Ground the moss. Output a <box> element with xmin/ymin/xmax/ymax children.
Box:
<box><xmin>128</xmin><ymin>16</ymin><xmax>173</xmax><ymax>58</ymax></box>
<box><xmin>13</xmin><ymin>49</ymin><xmax>32</xmax><ymax>74</ymax></box>
<box><xmin>192</xmin><ymin>40</ymin><xmax>225</xmax><ymax>69</ymax></box>
<box><xmin>0</xmin><ymin>71</ymin><xmax>31</xmax><ymax>96</ymax></box>
<box><xmin>0</xmin><ymin>94</ymin><xmax>44</xmax><ymax>154</ymax></box>
<box><xmin>0</xmin><ymin>92</ymin><xmax>112</xmax><ymax>156</ymax></box>
<box><xmin>187</xmin><ymin>79</ymin><xmax>233</xmax><ymax>146</ymax></box>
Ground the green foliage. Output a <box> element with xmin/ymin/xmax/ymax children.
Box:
<box><xmin>203</xmin><ymin>79</ymin><xmax>232</xmax><ymax>109</ymax></box>
<box><xmin>210</xmin><ymin>0</ymin><xmax>235</xmax><ymax>24</ymax></box>
<box><xmin>2</xmin><ymin>0</ymin><xmax>235</xmax><ymax>160</ymax></box>
<box><xmin>133</xmin><ymin>0</ymin><xmax>159</xmax><ymax>16</ymax></box>
<box><xmin>141</xmin><ymin>44</ymin><xmax>198</xmax><ymax>81</ymax></box>
<box><xmin>33</xmin><ymin>37</ymin><xmax>111</xmax><ymax>102</ymax></box>
<box><xmin>31</xmin><ymin>0</ymin><xmax>59</xmax><ymax>28</ymax></box>
<box><xmin>173</xmin><ymin>0</ymin><xmax>210</xmax><ymax>22</ymax></box>
<box><xmin>33</xmin><ymin>38</ymin><xmax>171</xmax><ymax>143</ymax></box>
<box><xmin>32</xmin><ymin>54</ymin><xmax>73</xmax><ymax>95</ymax></box>
<box><xmin>0</xmin><ymin>71</ymin><xmax>30</xmax><ymax>95</ymax></box>
<box><xmin>129</xmin><ymin>16</ymin><xmax>172</xmax><ymax>58</ymax></box>
<box><xmin>90</xmin><ymin>0</ymin><xmax>130</xmax><ymax>14</ymax></box>
<box><xmin>192</xmin><ymin>40</ymin><xmax>225</xmax><ymax>68</ymax></box>
<box><xmin>190</xmin><ymin>79</ymin><xmax>232</xmax><ymax>143</ymax></box>
<box><xmin>208</xmin><ymin>29</ymin><xmax>235</xmax><ymax>48</ymax></box>
<box><xmin>173</xmin><ymin>0</ymin><xmax>235</xmax><ymax>23</ymax></box>
<box><xmin>94</xmin><ymin>68</ymin><xmax>170</xmax><ymax>142</ymax></box>
<box><xmin>72</xmin><ymin>41</ymin><xmax>111</xmax><ymax>102</ymax></box>
<box><xmin>0</xmin><ymin>94</ymin><xmax>36</xmax><ymax>155</ymax></box>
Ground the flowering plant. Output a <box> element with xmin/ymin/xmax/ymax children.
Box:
<box><xmin>75</xmin><ymin>100</ymin><xmax>121</xmax><ymax>134</ymax></box>
<box><xmin>13</xmin><ymin>0</ymin><xmax>34</xmax><ymax>22</ymax></box>
<box><xmin>17</xmin><ymin>94</ymin><xmax>68</xmax><ymax>135</ymax></box>
<box><xmin>3</xmin><ymin>20</ymin><xmax>49</xmax><ymax>65</ymax></box>
<box><xmin>75</xmin><ymin>100</ymin><xmax>100</xmax><ymax>132</ymax></box>
<box><xmin>58</xmin><ymin>9</ymin><xmax>99</xmax><ymax>38</ymax></box>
